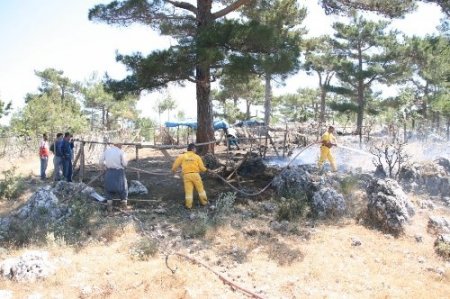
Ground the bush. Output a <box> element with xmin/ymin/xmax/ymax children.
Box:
<box><xmin>130</xmin><ymin>237</ymin><xmax>159</xmax><ymax>261</ymax></box>
<box><xmin>211</xmin><ymin>192</ymin><xmax>236</xmax><ymax>225</ymax></box>
<box><xmin>0</xmin><ymin>167</ymin><xmax>25</xmax><ymax>200</ymax></box>
<box><xmin>435</xmin><ymin>238</ymin><xmax>450</xmax><ymax>260</ymax></box>
<box><xmin>53</xmin><ymin>199</ymin><xmax>101</xmax><ymax>244</ymax></box>
<box><xmin>276</xmin><ymin>192</ymin><xmax>310</xmax><ymax>221</ymax></box>
<box><xmin>339</xmin><ymin>176</ymin><xmax>359</xmax><ymax>196</ymax></box>
<box><xmin>181</xmin><ymin>212</ymin><xmax>209</xmax><ymax>239</ymax></box>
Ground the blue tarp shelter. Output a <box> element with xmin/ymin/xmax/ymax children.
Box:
<box><xmin>164</xmin><ymin>119</ymin><xmax>230</xmax><ymax>131</ymax></box>
<box><xmin>234</xmin><ymin>119</ymin><xmax>265</xmax><ymax>127</ymax></box>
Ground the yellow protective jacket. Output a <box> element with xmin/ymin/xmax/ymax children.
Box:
<box><xmin>172</xmin><ymin>151</ymin><xmax>207</xmax><ymax>174</ymax></box>
<box><xmin>321</xmin><ymin>131</ymin><xmax>336</xmax><ymax>148</ymax></box>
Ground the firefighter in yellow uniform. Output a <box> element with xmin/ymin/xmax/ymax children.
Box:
<box><xmin>172</xmin><ymin>143</ymin><xmax>208</xmax><ymax>209</ymax></box>
<box><xmin>318</xmin><ymin>126</ymin><xmax>337</xmax><ymax>172</ymax></box>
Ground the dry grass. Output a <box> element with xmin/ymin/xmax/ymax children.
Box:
<box><xmin>1</xmin><ymin>150</ymin><xmax>450</xmax><ymax>298</ymax></box>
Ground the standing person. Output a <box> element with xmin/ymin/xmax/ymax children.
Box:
<box><xmin>318</xmin><ymin>126</ymin><xmax>338</xmax><ymax>172</ymax></box>
<box><xmin>171</xmin><ymin>143</ymin><xmax>208</xmax><ymax>209</ymax></box>
<box><xmin>39</xmin><ymin>133</ymin><xmax>50</xmax><ymax>180</ymax></box>
<box><xmin>99</xmin><ymin>142</ymin><xmax>128</xmax><ymax>211</ymax></box>
<box><xmin>53</xmin><ymin>133</ymin><xmax>64</xmax><ymax>181</ymax></box>
<box><xmin>61</xmin><ymin>132</ymin><xmax>73</xmax><ymax>182</ymax></box>
<box><xmin>225</xmin><ymin>127</ymin><xmax>240</xmax><ymax>150</ymax></box>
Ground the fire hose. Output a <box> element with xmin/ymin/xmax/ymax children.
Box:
<box><xmin>206</xmin><ymin>141</ymin><xmax>318</xmax><ymax>197</ymax></box>
<box><xmin>124</xmin><ymin>142</ymin><xmax>319</xmax><ymax>197</ymax></box>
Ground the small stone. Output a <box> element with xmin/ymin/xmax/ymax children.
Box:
<box><xmin>351</xmin><ymin>237</ymin><xmax>362</xmax><ymax>246</ymax></box>
<box><xmin>418</xmin><ymin>257</ymin><xmax>425</xmax><ymax>264</ymax></box>
<box><xmin>415</xmin><ymin>235</ymin><xmax>423</xmax><ymax>243</ymax></box>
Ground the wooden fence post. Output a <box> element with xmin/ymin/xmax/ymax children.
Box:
<box><xmin>135</xmin><ymin>145</ymin><xmax>140</xmax><ymax>180</ymax></box>
<box><xmin>79</xmin><ymin>142</ymin><xmax>85</xmax><ymax>182</ymax></box>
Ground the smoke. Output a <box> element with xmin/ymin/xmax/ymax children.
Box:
<box><xmin>404</xmin><ymin>141</ymin><xmax>450</xmax><ymax>162</ymax></box>
<box><xmin>267</xmin><ymin>136</ymin><xmax>377</xmax><ymax>172</ymax></box>
<box><xmin>266</xmin><ymin>136</ymin><xmax>450</xmax><ymax>173</ymax></box>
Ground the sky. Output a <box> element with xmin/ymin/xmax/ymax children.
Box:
<box><xmin>0</xmin><ymin>0</ymin><xmax>445</xmax><ymax>124</ymax></box>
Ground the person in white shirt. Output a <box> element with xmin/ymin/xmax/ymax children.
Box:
<box><xmin>225</xmin><ymin>127</ymin><xmax>240</xmax><ymax>150</ymax></box>
<box><xmin>99</xmin><ymin>142</ymin><xmax>128</xmax><ymax>210</ymax></box>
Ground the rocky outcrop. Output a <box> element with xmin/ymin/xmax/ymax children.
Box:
<box><xmin>428</xmin><ymin>216</ymin><xmax>450</xmax><ymax>234</ymax></box>
<box><xmin>272</xmin><ymin>165</ymin><xmax>347</xmax><ymax>218</ymax></box>
<box><xmin>312</xmin><ymin>188</ymin><xmax>346</xmax><ymax>218</ymax></box>
<box><xmin>0</xmin><ymin>182</ymin><xmax>103</xmax><ymax>242</ymax></box>
<box><xmin>367</xmin><ymin>178</ymin><xmax>415</xmax><ymax>235</ymax></box>
<box><xmin>128</xmin><ymin>180</ymin><xmax>148</xmax><ymax>195</ymax></box>
<box><xmin>399</xmin><ymin>158</ymin><xmax>450</xmax><ymax>198</ymax></box>
<box><xmin>0</xmin><ymin>251</ymin><xmax>55</xmax><ymax>282</ymax></box>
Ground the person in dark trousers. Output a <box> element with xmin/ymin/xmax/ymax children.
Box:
<box><xmin>99</xmin><ymin>142</ymin><xmax>128</xmax><ymax>211</ymax></box>
<box><xmin>39</xmin><ymin>133</ymin><xmax>50</xmax><ymax>180</ymax></box>
<box><xmin>224</xmin><ymin>128</ymin><xmax>240</xmax><ymax>150</ymax></box>
<box><xmin>53</xmin><ymin>133</ymin><xmax>64</xmax><ymax>181</ymax></box>
<box><xmin>61</xmin><ymin>132</ymin><xmax>73</xmax><ymax>182</ymax></box>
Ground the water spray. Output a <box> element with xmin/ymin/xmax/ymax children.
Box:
<box><xmin>337</xmin><ymin>144</ymin><xmax>375</xmax><ymax>156</ymax></box>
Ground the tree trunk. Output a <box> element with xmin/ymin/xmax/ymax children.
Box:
<box><xmin>264</xmin><ymin>74</ymin><xmax>272</xmax><ymax>127</ymax></box>
<box><xmin>195</xmin><ymin>0</ymin><xmax>214</xmax><ymax>155</ymax></box>
<box><xmin>106</xmin><ymin>109</ymin><xmax>110</xmax><ymax>130</ymax></box>
<box><xmin>356</xmin><ymin>84</ymin><xmax>365</xmax><ymax>136</ymax></box>
<box><xmin>356</xmin><ymin>47</ymin><xmax>365</xmax><ymax>136</ymax></box>
<box><xmin>319</xmin><ymin>86</ymin><xmax>326</xmax><ymax>125</ymax></box>
<box><xmin>246</xmin><ymin>100</ymin><xmax>251</xmax><ymax>119</ymax></box>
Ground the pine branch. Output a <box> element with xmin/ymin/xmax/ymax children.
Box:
<box><xmin>213</xmin><ymin>0</ymin><xmax>253</xmax><ymax>19</ymax></box>
<box><xmin>165</xmin><ymin>0</ymin><xmax>197</xmax><ymax>15</ymax></box>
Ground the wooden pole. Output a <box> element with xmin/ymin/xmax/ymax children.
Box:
<box><xmin>79</xmin><ymin>142</ymin><xmax>85</xmax><ymax>182</ymax></box>
<box><xmin>282</xmin><ymin>123</ymin><xmax>287</xmax><ymax>158</ymax></box>
<box><xmin>263</xmin><ymin>127</ymin><xmax>269</xmax><ymax>159</ymax></box>
<box><xmin>135</xmin><ymin>145</ymin><xmax>140</xmax><ymax>180</ymax></box>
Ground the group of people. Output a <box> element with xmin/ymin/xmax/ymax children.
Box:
<box><xmin>38</xmin><ymin>126</ymin><xmax>337</xmax><ymax>212</ymax></box>
<box><xmin>39</xmin><ymin>132</ymin><xmax>74</xmax><ymax>182</ymax></box>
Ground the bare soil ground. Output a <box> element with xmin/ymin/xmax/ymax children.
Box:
<box><xmin>0</xmin><ymin>146</ymin><xmax>450</xmax><ymax>298</ymax></box>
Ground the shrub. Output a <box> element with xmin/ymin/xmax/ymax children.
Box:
<box><xmin>211</xmin><ymin>192</ymin><xmax>236</xmax><ymax>225</ymax></box>
<box><xmin>130</xmin><ymin>237</ymin><xmax>159</xmax><ymax>261</ymax></box>
<box><xmin>0</xmin><ymin>167</ymin><xmax>25</xmax><ymax>200</ymax></box>
<box><xmin>339</xmin><ymin>176</ymin><xmax>359</xmax><ymax>196</ymax></box>
<box><xmin>181</xmin><ymin>212</ymin><xmax>209</xmax><ymax>239</ymax></box>
<box><xmin>53</xmin><ymin>198</ymin><xmax>101</xmax><ymax>244</ymax></box>
<box><xmin>435</xmin><ymin>238</ymin><xmax>450</xmax><ymax>260</ymax></box>
<box><xmin>276</xmin><ymin>192</ymin><xmax>310</xmax><ymax>221</ymax></box>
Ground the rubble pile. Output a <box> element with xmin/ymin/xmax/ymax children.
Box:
<box><xmin>367</xmin><ymin>178</ymin><xmax>415</xmax><ymax>235</ymax></box>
